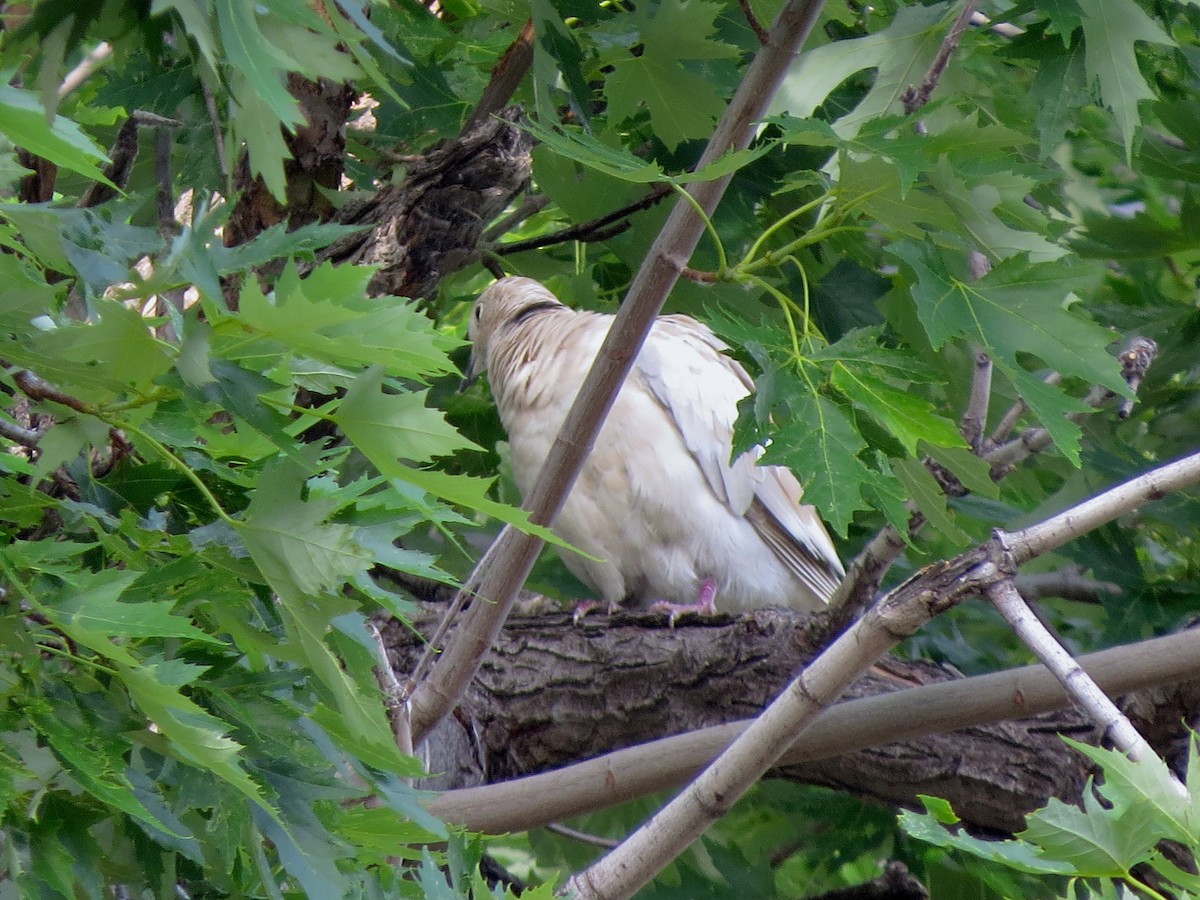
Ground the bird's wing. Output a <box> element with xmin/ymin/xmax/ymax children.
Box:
<box><xmin>635</xmin><ymin>314</ymin><xmax>760</xmax><ymax>512</ymax></box>
<box><xmin>637</xmin><ymin>314</ymin><xmax>844</xmax><ymax>602</ymax></box>
<box><xmin>747</xmin><ymin>469</ymin><xmax>845</xmax><ymax>602</ymax></box>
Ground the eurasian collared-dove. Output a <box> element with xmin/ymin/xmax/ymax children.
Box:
<box><xmin>464</xmin><ymin>276</ymin><xmax>844</xmax><ymax>616</ymax></box>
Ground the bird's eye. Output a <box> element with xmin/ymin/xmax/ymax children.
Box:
<box><xmin>474</xmin><ymin>305</ymin><xmax>482</xmax><ymax>320</ymax></box>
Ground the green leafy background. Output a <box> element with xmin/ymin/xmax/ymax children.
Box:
<box><xmin>0</xmin><ymin>0</ymin><xmax>1197</xmax><ymax>896</ymax></box>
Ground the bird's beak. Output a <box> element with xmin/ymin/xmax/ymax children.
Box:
<box><xmin>459</xmin><ymin>350</ymin><xmax>483</xmax><ymax>393</ymax></box>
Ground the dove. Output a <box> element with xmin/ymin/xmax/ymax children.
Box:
<box><xmin>463</xmin><ymin>276</ymin><xmax>844</xmax><ymax>617</ymax></box>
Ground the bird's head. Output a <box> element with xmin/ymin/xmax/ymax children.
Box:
<box><xmin>461</xmin><ymin>276</ymin><xmax>565</xmax><ymax>391</ymax></box>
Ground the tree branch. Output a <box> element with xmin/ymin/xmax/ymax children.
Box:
<box><xmin>901</xmin><ymin>0</ymin><xmax>980</xmax><ymax>116</ymax></box>
<box><xmin>462</xmin><ymin>19</ymin><xmax>535</xmax><ymax>135</ymax></box>
<box><xmin>1014</xmin><ymin>568</ymin><xmax>1121</xmax><ymax>604</ymax></box>
<box><xmin>1006</xmin><ymin>450</ymin><xmax>1200</xmax><ymax>563</ymax></box>
<box><xmin>12</xmin><ymin>369</ymin><xmax>95</xmax><ymax>415</ymax></box>
<box><xmin>959</xmin><ymin>351</ymin><xmax>991</xmax><ymax>451</ymax></box>
<box><xmin>985</xmin><ymin>578</ymin><xmax>1184</xmax><ymax>795</ymax></box>
<box><xmin>0</xmin><ymin>416</ymin><xmax>42</xmax><ymax>449</ymax></box>
<box><xmin>421</xmin><ymin>626</ymin><xmax>1200</xmax><ymax>835</ymax></box>
<box><xmin>494</xmin><ymin>184</ymin><xmax>672</xmax><ymax>255</ymax></box>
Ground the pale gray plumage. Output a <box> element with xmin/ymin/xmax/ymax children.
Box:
<box><xmin>466</xmin><ymin>276</ymin><xmax>845</xmax><ymax>614</ymax></box>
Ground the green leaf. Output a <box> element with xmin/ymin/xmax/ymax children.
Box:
<box><xmin>901</xmin><ymin>796</ymin><xmax>1076</xmax><ymax>875</ymax></box>
<box><xmin>229</xmin><ymin>75</ymin><xmax>293</xmax><ymax>203</ymax></box>
<box><xmin>893</xmin><ymin>457</ymin><xmax>970</xmax><ymax>545</ymax></box>
<box><xmin>762</xmin><ymin>394</ymin><xmax>871</xmax><ymax>535</ymax></box>
<box><xmin>531</xmin><ymin>0</ymin><xmax>592</xmax><ymax>125</ymax></box>
<box><xmin>606</xmin><ymin>56</ymin><xmax>726</xmax><ymax>152</ymax></box>
<box><xmin>214</xmin><ymin>0</ymin><xmax>302</xmax><ymax>127</ymax></box>
<box><xmin>334</xmin><ymin>367</ymin><xmax>479</xmax><ymax>467</ymax></box>
<box><xmin>53</xmin><ymin>569</ymin><xmax>222</xmax><ymax>644</ymax></box>
<box><xmin>0</xmin><ymin>251</ymin><xmax>61</xmax><ymax>334</ymax></box>
<box><xmin>238</xmin><ymin>459</ymin><xmax>415</xmax><ymax>775</ymax></box>
<box><xmin>1021</xmin><ymin>787</ymin><xmax>1159</xmax><ymax>877</ymax></box>
<box><xmin>521</xmin><ymin>119</ymin><xmax>666</xmax><ymax>183</ymax></box>
<box><xmin>33</xmin><ymin>710</ymin><xmax>193</xmax><ymax>839</ymax></box>
<box><xmin>152</xmin><ymin>0</ymin><xmax>220</xmax><ymax>68</ymax></box>
<box><xmin>239</xmin><ymin>457</ymin><xmax>371</xmax><ymax>599</ymax></box>
<box><xmin>1032</xmin><ymin>38</ymin><xmax>1089</xmax><ymax>159</ymax></box>
<box><xmin>1077</xmin><ymin>0</ymin><xmax>1174</xmax><ymax>160</ymax></box>
<box><xmin>830</xmin><ymin>362</ymin><xmax>964</xmax><ymax>454</ymax></box>
<box><xmin>232</xmin><ymin>262</ymin><xmax>459</xmax><ymax>377</ymax></box>
<box><xmin>837</xmin><ymin>155</ymin><xmax>958</xmax><ymax>239</ymax></box>
<box><xmin>1062</xmin><ymin>737</ymin><xmax>1195</xmax><ymax>846</ymax></box>
<box><xmin>888</xmin><ymin>242</ymin><xmax>1122</xmax><ymax>461</ymax></box>
<box><xmin>770</xmin><ymin>3</ymin><xmax>949</xmax><ymax>138</ymax></box>
<box><xmin>33</xmin><ymin>300</ymin><xmax>173</xmax><ymax>391</ymax></box>
<box><xmin>925</xmin><ymin>158</ymin><xmax>1065</xmax><ymax>263</ymax></box>
<box><xmin>0</xmin><ymin>84</ymin><xmax>110</xmax><ymax>182</ymax></box>
<box><xmin>122</xmin><ymin>660</ymin><xmax>268</xmax><ymax>808</ymax></box>
<box><xmin>392</xmin><ymin>466</ymin><xmax>581</xmax><ymax>552</ymax></box>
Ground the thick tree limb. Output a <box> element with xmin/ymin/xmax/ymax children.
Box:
<box><xmin>388</xmin><ymin>616</ymin><xmax>1200</xmax><ymax>837</ymax></box>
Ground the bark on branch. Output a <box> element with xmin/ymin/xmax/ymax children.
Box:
<box><xmin>381</xmin><ymin>612</ymin><xmax>1200</xmax><ymax>837</ymax></box>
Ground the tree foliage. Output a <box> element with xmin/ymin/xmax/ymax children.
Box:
<box><xmin>0</xmin><ymin>0</ymin><xmax>1197</xmax><ymax>897</ymax></box>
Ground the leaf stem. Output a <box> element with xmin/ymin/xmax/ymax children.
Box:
<box><xmin>742</xmin><ymin>191</ymin><xmax>831</xmax><ymax>265</ymax></box>
<box><xmin>669</xmin><ymin>183</ymin><xmax>728</xmax><ymax>275</ymax></box>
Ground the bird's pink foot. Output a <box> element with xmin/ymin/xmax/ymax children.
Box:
<box><xmin>571</xmin><ymin>599</ymin><xmax>618</xmax><ymax>624</ymax></box>
<box><xmin>649</xmin><ymin>578</ymin><xmax>718</xmax><ymax>627</ymax></box>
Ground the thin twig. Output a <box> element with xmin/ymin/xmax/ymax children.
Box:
<box><xmin>201</xmin><ymin>78</ymin><xmax>229</xmax><ymax>179</ymax></box>
<box><xmin>546</xmin><ymin>822</ymin><xmax>621</xmax><ymax>850</ymax></box>
<box><xmin>985</xmin><ymin>380</ymin><xmax>1096</xmax><ymax>472</ymax></box>
<box><xmin>986</xmin><ymin>577</ymin><xmax>1187</xmax><ymax>796</ymax></box>
<box><xmin>12</xmin><ymin>370</ymin><xmax>94</xmax><ymax>415</ymax></box>
<box><xmin>960</xmin><ymin>351</ymin><xmax>991</xmax><ymax>450</ymax></box>
<box><xmin>483</xmin><ymin>193</ymin><xmax>551</xmax><ymax>243</ymax></box>
<box><xmin>58</xmin><ymin>42</ymin><xmax>112</xmax><ymax>98</ymax></box>
<box><xmin>1014</xmin><ymin>568</ymin><xmax>1121</xmax><ymax>604</ymax></box>
<box><xmin>988</xmin><ymin>396</ymin><xmax>1028</xmax><ymax>448</ymax></box>
<box><xmin>0</xmin><ymin>418</ymin><xmax>41</xmax><ymax>449</ymax></box>
<box><xmin>902</xmin><ymin>0</ymin><xmax>980</xmax><ymax>115</ymax></box>
<box><xmin>495</xmin><ymin>184</ymin><xmax>672</xmax><ymax>255</ymax></box>
<box><xmin>369</xmin><ymin>622</ymin><xmax>413</xmax><ymax>757</ymax></box>
<box><xmin>737</xmin><ymin>0</ymin><xmax>770</xmax><ymax>45</ymax></box>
